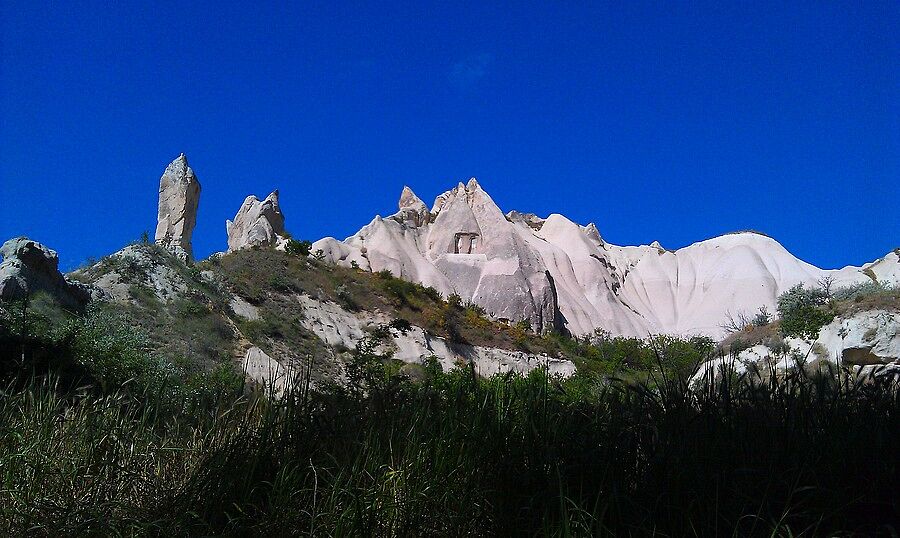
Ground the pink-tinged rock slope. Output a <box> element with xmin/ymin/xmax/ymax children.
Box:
<box><xmin>313</xmin><ymin>181</ymin><xmax>899</xmax><ymax>339</ymax></box>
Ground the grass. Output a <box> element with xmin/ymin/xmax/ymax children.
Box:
<box><xmin>12</xmin><ymin>246</ymin><xmax>894</xmax><ymax>534</ymax></box>
<box><xmin>3</xmin><ymin>288</ymin><xmax>900</xmax><ymax>535</ymax></box>
<box><xmin>1</xmin><ymin>354</ymin><xmax>899</xmax><ymax>535</ymax></box>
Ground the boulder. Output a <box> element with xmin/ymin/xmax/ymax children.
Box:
<box><xmin>0</xmin><ymin>237</ymin><xmax>91</xmax><ymax>310</ymax></box>
<box><xmin>243</xmin><ymin>346</ymin><xmax>296</xmax><ymax>396</ymax></box>
<box><xmin>819</xmin><ymin>310</ymin><xmax>900</xmax><ymax>366</ymax></box>
<box><xmin>226</xmin><ymin>190</ymin><xmax>287</xmax><ymax>252</ymax></box>
<box><xmin>155</xmin><ymin>153</ymin><xmax>201</xmax><ymax>261</ymax></box>
<box><xmin>691</xmin><ymin>310</ymin><xmax>900</xmax><ymax>386</ymax></box>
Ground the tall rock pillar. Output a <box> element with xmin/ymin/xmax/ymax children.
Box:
<box><xmin>155</xmin><ymin>153</ymin><xmax>201</xmax><ymax>261</ymax></box>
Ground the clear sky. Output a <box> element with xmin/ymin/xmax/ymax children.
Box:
<box><xmin>1</xmin><ymin>1</ymin><xmax>897</xmax><ymax>271</ymax></box>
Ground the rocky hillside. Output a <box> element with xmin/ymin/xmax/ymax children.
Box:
<box><xmin>2</xmin><ymin>153</ymin><xmax>897</xmax><ymax>391</ymax></box>
<box><xmin>63</xmin><ymin>242</ymin><xmax>575</xmax><ymax>392</ymax></box>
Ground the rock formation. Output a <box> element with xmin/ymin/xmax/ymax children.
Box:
<box><xmin>293</xmin><ymin>294</ymin><xmax>575</xmax><ymax>378</ymax></box>
<box><xmin>314</xmin><ymin>180</ymin><xmax>559</xmax><ymax>333</ymax></box>
<box><xmin>314</xmin><ymin>181</ymin><xmax>900</xmax><ymax>338</ymax></box>
<box><xmin>155</xmin><ymin>153</ymin><xmax>201</xmax><ymax>261</ymax></box>
<box><xmin>692</xmin><ymin>309</ymin><xmax>900</xmax><ymax>386</ymax></box>
<box><xmin>226</xmin><ymin>191</ymin><xmax>287</xmax><ymax>252</ymax></box>
<box><xmin>0</xmin><ymin>237</ymin><xmax>91</xmax><ymax>310</ymax></box>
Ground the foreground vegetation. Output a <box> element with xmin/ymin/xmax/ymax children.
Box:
<box><xmin>720</xmin><ymin>278</ymin><xmax>900</xmax><ymax>356</ymax></box>
<box><xmin>2</xmin><ymin>298</ymin><xmax>899</xmax><ymax>536</ymax></box>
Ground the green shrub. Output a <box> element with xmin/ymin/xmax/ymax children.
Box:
<box><xmin>752</xmin><ymin>305</ymin><xmax>771</xmax><ymax>326</ymax></box>
<box><xmin>267</xmin><ymin>273</ymin><xmax>294</xmax><ymax>292</ymax></box>
<box><xmin>777</xmin><ymin>284</ymin><xmax>834</xmax><ymax>338</ymax></box>
<box><xmin>463</xmin><ymin>300</ymin><xmax>486</xmax><ymax>317</ymax></box>
<box><xmin>420</xmin><ymin>285</ymin><xmax>442</xmax><ymax>302</ymax></box>
<box><xmin>335</xmin><ymin>284</ymin><xmax>356</xmax><ymax>310</ymax></box>
<box><xmin>832</xmin><ymin>281</ymin><xmax>894</xmax><ymax>302</ymax></box>
<box><xmin>61</xmin><ymin>309</ymin><xmax>173</xmax><ymax>392</ymax></box>
<box><xmin>285</xmin><ymin>239</ymin><xmax>312</xmax><ymax>257</ymax></box>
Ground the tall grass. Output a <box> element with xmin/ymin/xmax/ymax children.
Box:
<box><xmin>1</xmin><ymin>361</ymin><xmax>898</xmax><ymax>536</ymax></box>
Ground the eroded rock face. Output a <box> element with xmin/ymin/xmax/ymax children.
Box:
<box><xmin>313</xmin><ymin>180</ymin><xmax>900</xmax><ymax>338</ymax></box>
<box><xmin>226</xmin><ymin>191</ymin><xmax>287</xmax><ymax>252</ymax></box>
<box><xmin>398</xmin><ymin>185</ymin><xmax>429</xmax><ymax>227</ymax></box>
<box><xmin>155</xmin><ymin>154</ymin><xmax>201</xmax><ymax>261</ymax></box>
<box><xmin>0</xmin><ymin>237</ymin><xmax>91</xmax><ymax>310</ymax></box>
<box><xmin>314</xmin><ymin>180</ymin><xmax>560</xmax><ymax>333</ymax></box>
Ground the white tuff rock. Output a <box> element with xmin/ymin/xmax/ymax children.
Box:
<box><xmin>243</xmin><ymin>346</ymin><xmax>297</xmax><ymax>396</ymax></box>
<box><xmin>691</xmin><ymin>310</ymin><xmax>900</xmax><ymax>386</ymax></box>
<box><xmin>314</xmin><ymin>181</ymin><xmax>900</xmax><ymax>338</ymax></box>
<box><xmin>314</xmin><ymin>180</ymin><xmax>559</xmax><ymax>333</ymax></box>
<box><xmin>226</xmin><ymin>191</ymin><xmax>287</xmax><ymax>252</ymax></box>
<box><xmin>155</xmin><ymin>154</ymin><xmax>201</xmax><ymax>261</ymax></box>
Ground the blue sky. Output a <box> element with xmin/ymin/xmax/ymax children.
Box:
<box><xmin>1</xmin><ymin>1</ymin><xmax>897</xmax><ymax>271</ymax></box>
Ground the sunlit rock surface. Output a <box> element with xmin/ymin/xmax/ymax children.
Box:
<box><xmin>314</xmin><ymin>181</ymin><xmax>899</xmax><ymax>338</ymax></box>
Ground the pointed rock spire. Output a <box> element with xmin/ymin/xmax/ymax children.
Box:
<box><xmin>155</xmin><ymin>153</ymin><xmax>201</xmax><ymax>261</ymax></box>
<box><xmin>398</xmin><ymin>186</ymin><xmax>427</xmax><ymax>212</ymax></box>
<box><xmin>584</xmin><ymin>222</ymin><xmax>604</xmax><ymax>245</ymax></box>
<box><xmin>226</xmin><ymin>190</ymin><xmax>287</xmax><ymax>252</ymax></box>
<box><xmin>396</xmin><ymin>185</ymin><xmax>429</xmax><ymax>227</ymax></box>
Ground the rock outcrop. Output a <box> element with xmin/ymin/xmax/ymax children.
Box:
<box><xmin>692</xmin><ymin>310</ymin><xmax>900</xmax><ymax>386</ymax></box>
<box><xmin>315</xmin><ymin>180</ymin><xmax>560</xmax><ymax>333</ymax></box>
<box><xmin>155</xmin><ymin>154</ymin><xmax>201</xmax><ymax>261</ymax></box>
<box><xmin>293</xmin><ymin>294</ymin><xmax>575</xmax><ymax>378</ymax></box>
<box><xmin>243</xmin><ymin>346</ymin><xmax>297</xmax><ymax>396</ymax></box>
<box><xmin>226</xmin><ymin>191</ymin><xmax>287</xmax><ymax>252</ymax></box>
<box><xmin>0</xmin><ymin>237</ymin><xmax>91</xmax><ymax>310</ymax></box>
<box><xmin>314</xmin><ymin>181</ymin><xmax>900</xmax><ymax>338</ymax></box>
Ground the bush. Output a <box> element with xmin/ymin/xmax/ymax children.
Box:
<box><xmin>752</xmin><ymin>305</ymin><xmax>771</xmax><ymax>326</ymax></box>
<box><xmin>832</xmin><ymin>281</ymin><xmax>895</xmax><ymax>302</ymax></box>
<box><xmin>285</xmin><ymin>239</ymin><xmax>312</xmax><ymax>257</ymax></box>
<box><xmin>721</xmin><ymin>305</ymin><xmax>772</xmax><ymax>334</ymax></box>
<box><xmin>334</xmin><ymin>284</ymin><xmax>356</xmax><ymax>310</ymax></box>
<box><xmin>463</xmin><ymin>300</ymin><xmax>486</xmax><ymax>317</ymax></box>
<box><xmin>777</xmin><ymin>284</ymin><xmax>834</xmax><ymax>338</ymax></box>
<box><xmin>60</xmin><ymin>308</ymin><xmax>176</xmax><ymax>393</ymax></box>
<box><xmin>420</xmin><ymin>285</ymin><xmax>441</xmax><ymax>302</ymax></box>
